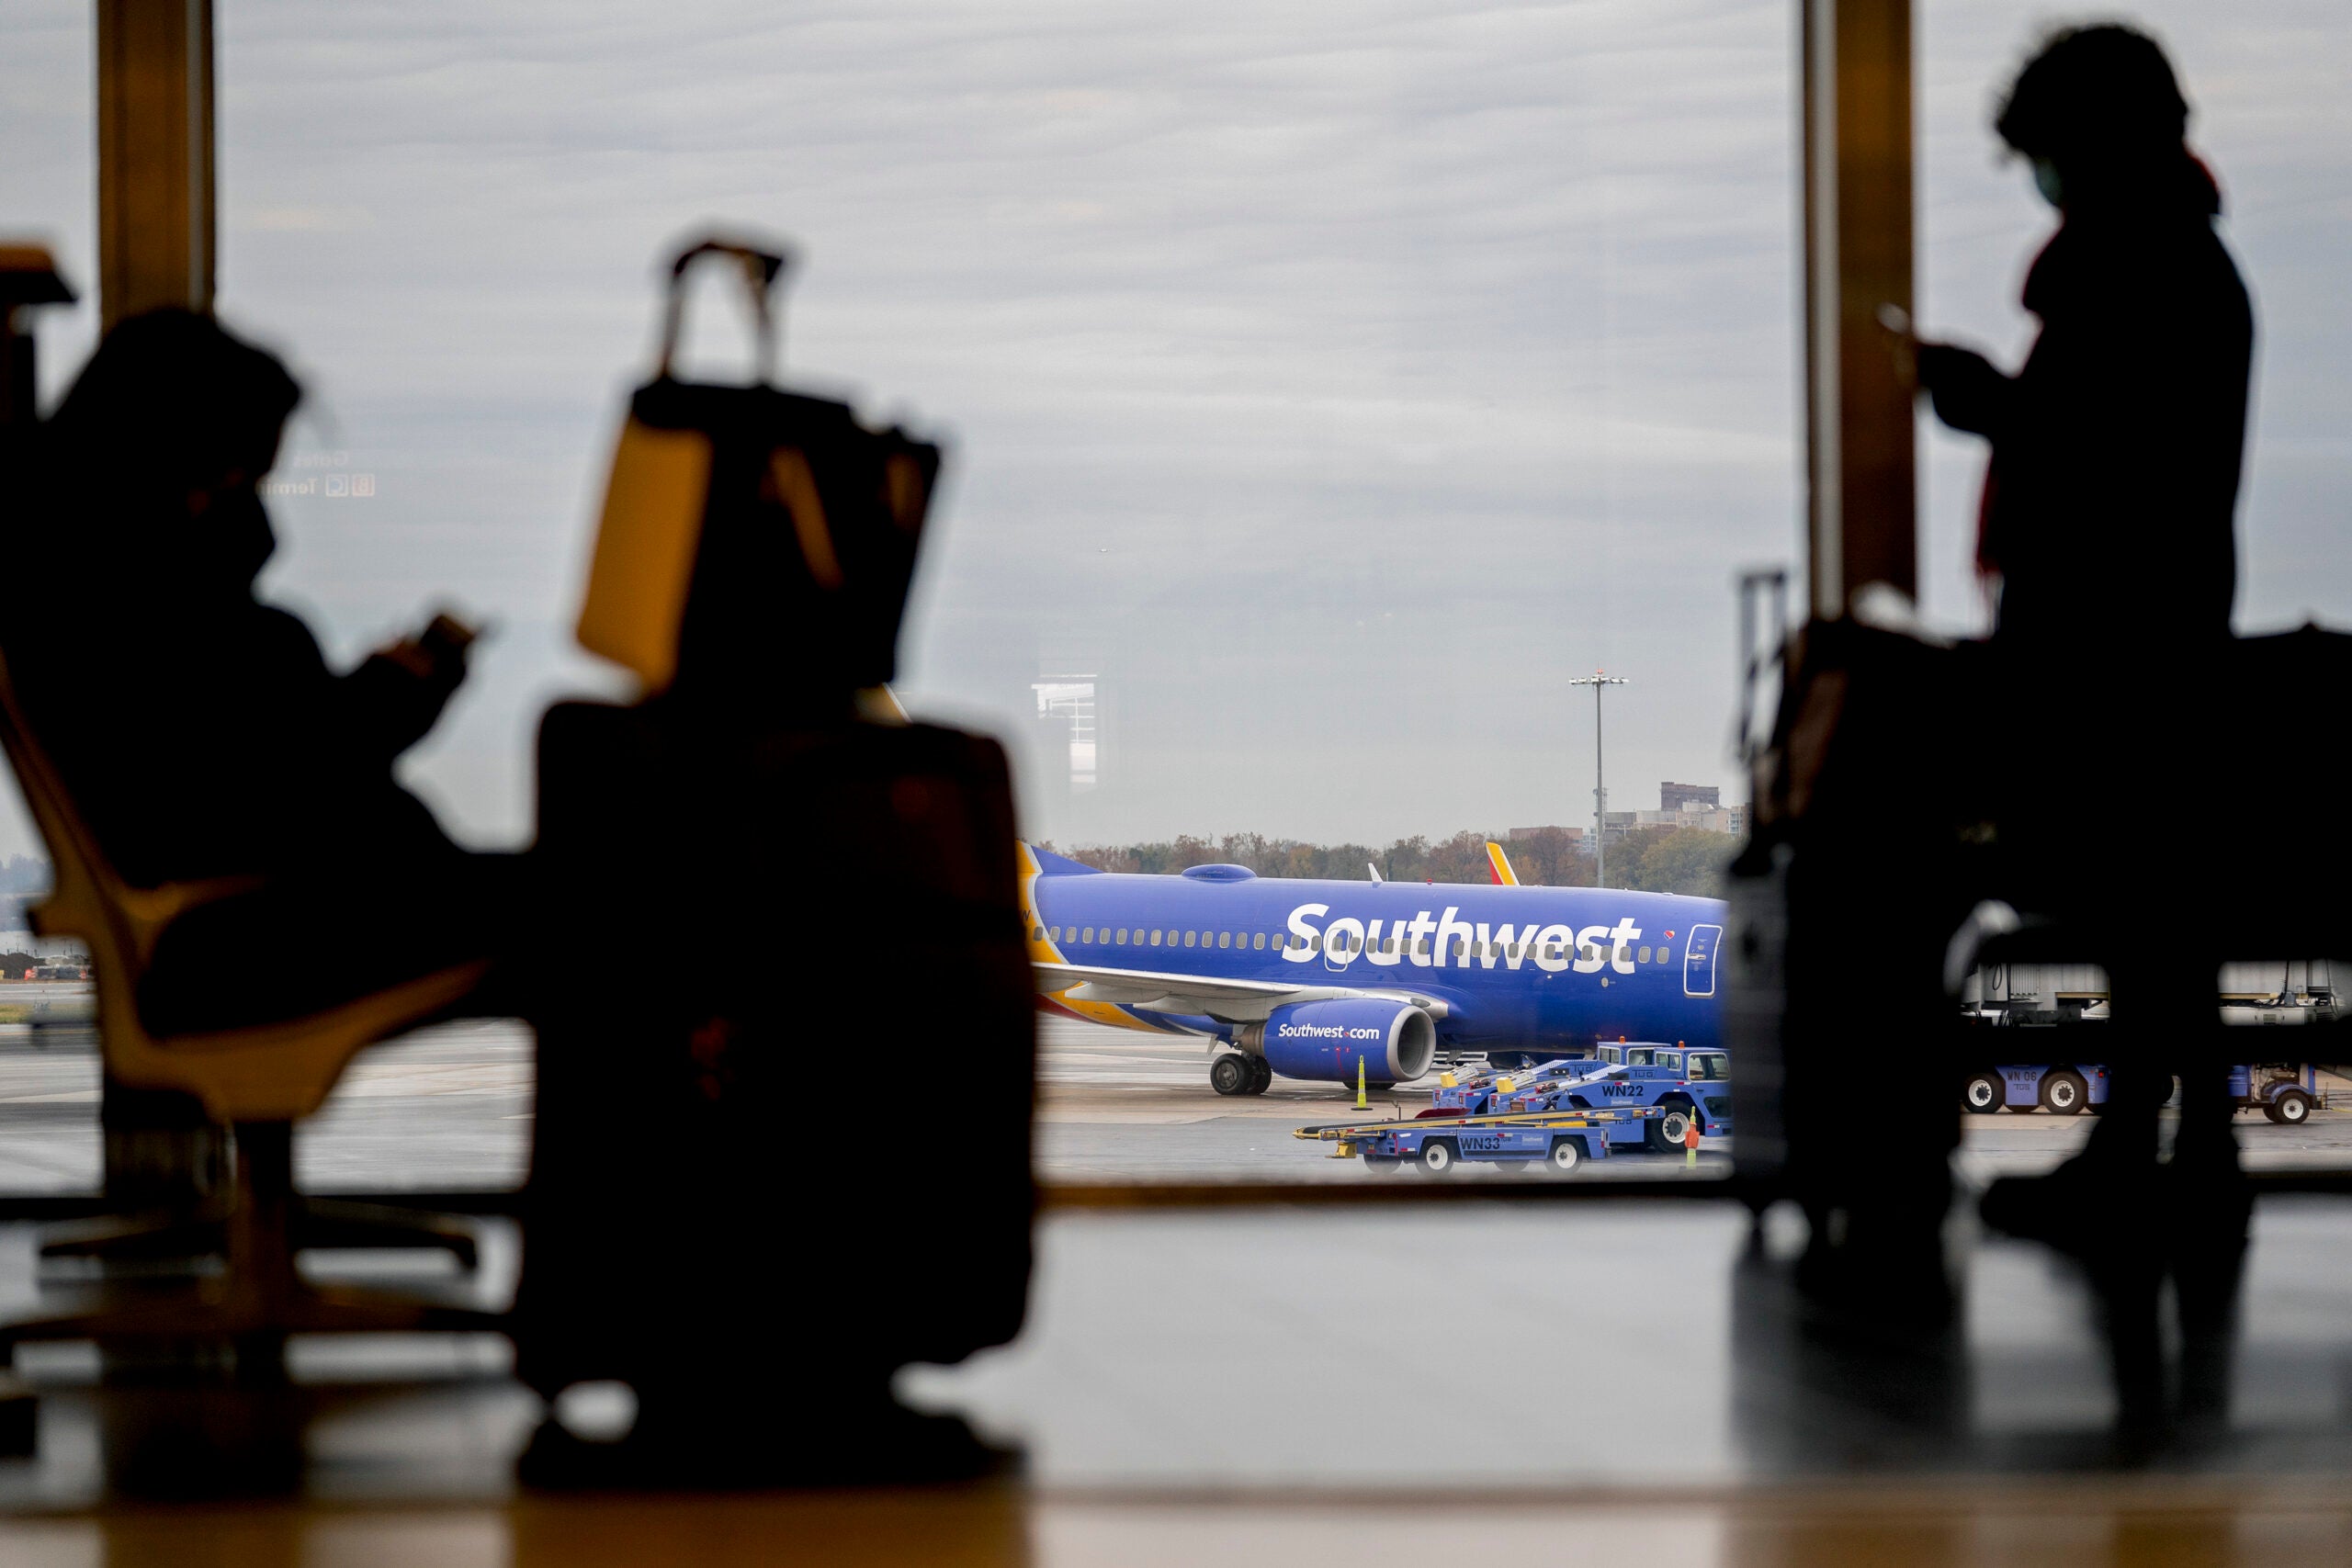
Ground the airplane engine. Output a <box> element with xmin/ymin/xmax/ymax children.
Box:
<box><xmin>1250</xmin><ymin>999</ymin><xmax>1438</xmax><ymax>1085</ymax></box>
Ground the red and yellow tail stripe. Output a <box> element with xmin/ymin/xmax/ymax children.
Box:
<box><xmin>1486</xmin><ymin>840</ymin><xmax>1521</xmax><ymax>886</ymax></box>
<box><xmin>1018</xmin><ymin>842</ymin><xmax>1159</xmax><ymax>1032</ymax></box>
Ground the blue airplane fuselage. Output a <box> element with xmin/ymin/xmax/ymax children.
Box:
<box><xmin>1024</xmin><ymin>855</ymin><xmax>1726</xmax><ymax>1056</ymax></box>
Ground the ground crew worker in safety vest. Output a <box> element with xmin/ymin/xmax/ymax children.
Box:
<box><xmin>1682</xmin><ymin>1113</ymin><xmax>1702</xmax><ymax>1168</ymax></box>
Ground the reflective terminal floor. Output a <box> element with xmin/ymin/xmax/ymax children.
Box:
<box><xmin>3</xmin><ymin>1023</ymin><xmax>2352</xmax><ymax>1562</ymax></box>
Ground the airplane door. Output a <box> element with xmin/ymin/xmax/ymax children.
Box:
<box><xmin>1683</xmin><ymin>925</ymin><xmax>1723</xmax><ymax>998</ymax></box>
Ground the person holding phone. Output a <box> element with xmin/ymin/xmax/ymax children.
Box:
<box><xmin>1906</xmin><ymin>28</ymin><xmax>2257</xmax><ymax>1258</ymax></box>
<box><xmin>1912</xmin><ymin>23</ymin><xmax>2253</xmax><ymax>649</ymax></box>
<box><xmin>6</xmin><ymin>309</ymin><xmax>522</xmax><ymax>1032</ymax></box>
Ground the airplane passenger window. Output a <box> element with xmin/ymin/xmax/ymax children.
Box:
<box><xmin>1252</xmin><ymin>933</ymin><xmax>1264</xmax><ymax>950</ymax></box>
<box><xmin>1083</xmin><ymin>927</ymin><xmax>1095</xmax><ymax>942</ymax></box>
<box><xmin>1116</xmin><ymin>930</ymin><xmax>1128</xmax><ymax>943</ymax></box>
<box><xmin>1638</xmin><ymin>946</ymin><xmax>1650</xmax><ymax>963</ymax></box>
<box><xmin>1214</xmin><ymin>931</ymin><xmax>1226</xmax><ymax>948</ymax></box>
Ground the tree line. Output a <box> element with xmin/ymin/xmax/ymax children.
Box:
<box><xmin>1037</xmin><ymin>826</ymin><xmax>1736</xmax><ymax>898</ymax></box>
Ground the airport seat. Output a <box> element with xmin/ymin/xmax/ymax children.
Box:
<box><xmin>0</xmin><ymin>649</ymin><xmax>501</xmax><ymax>1357</ymax></box>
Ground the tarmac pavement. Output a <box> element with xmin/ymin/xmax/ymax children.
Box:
<box><xmin>1</xmin><ymin>1015</ymin><xmax>2347</xmax><ymax>1190</ymax></box>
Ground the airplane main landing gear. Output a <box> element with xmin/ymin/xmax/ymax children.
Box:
<box><xmin>1210</xmin><ymin>1052</ymin><xmax>1275</xmax><ymax>1096</ymax></box>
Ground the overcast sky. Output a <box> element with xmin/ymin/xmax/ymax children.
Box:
<box><xmin>3</xmin><ymin>2</ymin><xmax>2346</xmax><ymax>860</ymax></box>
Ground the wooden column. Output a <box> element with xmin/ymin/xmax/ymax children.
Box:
<box><xmin>92</xmin><ymin>0</ymin><xmax>228</xmax><ymax>1214</ymax></box>
<box><xmin>1802</xmin><ymin>0</ymin><xmax>1915</xmax><ymax>618</ymax></box>
<box><xmin>96</xmin><ymin>0</ymin><xmax>215</xmax><ymax>328</ymax></box>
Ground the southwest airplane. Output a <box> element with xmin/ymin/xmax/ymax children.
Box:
<box><xmin>1023</xmin><ymin>840</ymin><xmax>1727</xmax><ymax>1096</ymax></box>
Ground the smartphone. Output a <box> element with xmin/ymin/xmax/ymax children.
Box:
<box><xmin>420</xmin><ymin>611</ymin><xmax>486</xmax><ymax>653</ymax></box>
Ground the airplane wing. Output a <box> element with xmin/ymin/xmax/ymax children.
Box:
<box><xmin>1033</xmin><ymin>961</ymin><xmax>1452</xmax><ymax>1024</ymax></box>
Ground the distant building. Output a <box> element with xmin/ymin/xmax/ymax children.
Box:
<box><xmin>1598</xmin><ymin>793</ymin><xmax>1748</xmax><ymax>845</ymax></box>
<box><xmin>1659</xmin><ymin>781</ymin><xmax>1719</xmax><ymax>814</ymax></box>
<box><xmin>1507</xmin><ymin>825</ymin><xmax>1584</xmax><ymax>845</ymax></box>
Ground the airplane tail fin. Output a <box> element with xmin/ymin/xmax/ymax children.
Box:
<box><xmin>1486</xmin><ymin>840</ymin><xmax>1521</xmax><ymax>886</ymax></box>
<box><xmin>1022</xmin><ymin>841</ymin><xmax>1106</xmax><ymax>876</ymax></box>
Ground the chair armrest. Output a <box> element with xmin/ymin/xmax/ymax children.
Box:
<box><xmin>35</xmin><ymin>874</ymin><xmax>266</xmax><ymax>971</ymax></box>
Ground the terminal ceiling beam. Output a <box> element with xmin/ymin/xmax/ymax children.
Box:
<box><xmin>96</xmin><ymin>0</ymin><xmax>215</xmax><ymax>329</ymax></box>
<box><xmin>1801</xmin><ymin>0</ymin><xmax>1915</xmax><ymax>618</ymax></box>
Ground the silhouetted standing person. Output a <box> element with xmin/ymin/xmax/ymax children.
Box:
<box><xmin>1917</xmin><ymin>28</ymin><xmax>2257</xmax><ymax>1427</ymax></box>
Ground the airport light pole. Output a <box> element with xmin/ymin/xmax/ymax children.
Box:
<box><xmin>1566</xmin><ymin>672</ymin><xmax>1628</xmax><ymax>887</ymax></box>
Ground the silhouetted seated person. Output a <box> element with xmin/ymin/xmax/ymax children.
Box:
<box><xmin>4</xmin><ymin>310</ymin><xmax>519</xmax><ymax>1033</ymax></box>
<box><xmin>1914</xmin><ymin>27</ymin><xmax>2254</xmax><ymax>1328</ymax></box>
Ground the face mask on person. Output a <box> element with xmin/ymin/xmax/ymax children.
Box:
<box><xmin>2031</xmin><ymin>158</ymin><xmax>2064</xmax><ymax>209</ymax></box>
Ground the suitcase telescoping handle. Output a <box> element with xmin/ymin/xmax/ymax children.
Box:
<box><xmin>655</xmin><ymin>235</ymin><xmax>797</xmax><ymax>386</ymax></box>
